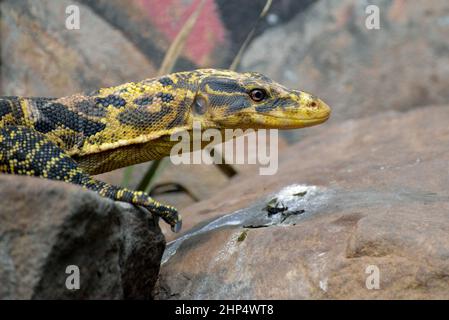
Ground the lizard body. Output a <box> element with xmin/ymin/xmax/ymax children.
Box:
<box><xmin>0</xmin><ymin>69</ymin><xmax>330</xmax><ymax>232</ymax></box>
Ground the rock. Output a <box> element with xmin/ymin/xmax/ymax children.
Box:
<box><xmin>214</xmin><ymin>0</ymin><xmax>315</xmax><ymax>67</ymax></box>
<box><xmin>241</xmin><ymin>0</ymin><xmax>449</xmax><ymax>128</ymax></box>
<box><xmin>0</xmin><ymin>0</ymin><xmax>157</xmax><ymax>97</ymax></box>
<box><xmin>80</xmin><ymin>0</ymin><xmax>196</xmax><ymax>70</ymax></box>
<box><xmin>83</xmin><ymin>0</ymin><xmax>314</xmax><ymax>68</ymax></box>
<box><xmin>156</xmin><ymin>105</ymin><xmax>449</xmax><ymax>299</ymax></box>
<box><xmin>0</xmin><ymin>175</ymin><xmax>164</xmax><ymax>299</ymax></box>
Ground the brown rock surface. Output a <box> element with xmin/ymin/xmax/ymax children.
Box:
<box><xmin>156</xmin><ymin>105</ymin><xmax>449</xmax><ymax>299</ymax></box>
<box><xmin>0</xmin><ymin>0</ymin><xmax>157</xmax><ymax>97</ymax></box>
<box><xmin>0</xmin><ymin>175</ymin><xmax>164</xmax><ymax>299</ymax></box>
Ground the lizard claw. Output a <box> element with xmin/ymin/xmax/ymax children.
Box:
<box><xmin>156</xmin><ymin>205</ymin><xmax>182</xmax><ymax>233</ymax></box>
<box><xmin>130</xmin><ymin>193</ymin><xmax>182</xmax><ymax>233</ymax></box>
<box><xmin>171</xmin><ymin>219</ymin><xmax>182</xmax><ymax>233</ymax></box>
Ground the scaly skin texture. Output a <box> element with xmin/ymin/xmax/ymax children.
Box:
<box><xmin>0</xmin><ymin>69</ymin><xmax>330</xmax><ymax>232</ymax></box>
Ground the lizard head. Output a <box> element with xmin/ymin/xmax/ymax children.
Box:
<box><xmin>187</xmin><ymin>69</ymin><xmax>331</xmax><ymax>129</ymax></box>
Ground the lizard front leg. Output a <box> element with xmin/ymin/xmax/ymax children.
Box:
<box><xmin>0</xmin><ymin>126</ymin><xmax>182</xmax><ymax>232</ymax></box>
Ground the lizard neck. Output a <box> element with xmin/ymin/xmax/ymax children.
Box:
<box><xmin>74</xmin><ymin>76</ymin><xmax>197</xmax><ymax>158</ymax></box>
<box><xmin>71</xmin><ymin>75</ymin><xmax>199</xmax><ymax>174</ymax></box>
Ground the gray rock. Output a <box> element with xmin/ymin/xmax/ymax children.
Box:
<box><xmin>0</xmin><ymin>175</ymin><xmax>164</xmax><ymax>299</ymax></box>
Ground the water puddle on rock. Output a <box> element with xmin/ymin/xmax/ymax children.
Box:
<box><xmin>162</xmin><ymin>184</ymin><xmax>334</xmax><ymax>264</ymax></box>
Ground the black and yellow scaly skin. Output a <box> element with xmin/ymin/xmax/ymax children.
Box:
<box><xmin>0</xmin><ymin>69</ymin><xmax>331</xmax><ymax>232</ymax></box>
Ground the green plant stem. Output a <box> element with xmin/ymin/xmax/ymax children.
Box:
<box><xmin>137</xmin><ymin>160</ymin><xmax>162</xmax><ymax>192</ymax></box>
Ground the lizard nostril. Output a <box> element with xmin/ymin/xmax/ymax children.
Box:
<box><xmin>310</xmin><ymin>101</ymin><xmax>317</xmax><ymax>107</ymax></box>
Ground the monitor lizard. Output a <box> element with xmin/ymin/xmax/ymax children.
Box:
<box><xmin>0</xmin><ymin>69</ymin><xmax>330</xmax><ymax>232</ymax></box>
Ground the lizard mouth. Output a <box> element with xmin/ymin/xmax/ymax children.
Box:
<box><xmin>261</xmin><ymin>97</ymin><xmax>332</xmax><ymax>127</ymax></box>
<box><xmin>248</xmin><ymin>101</ymin><xmax>331</xmax><ymax>128</ymax></box>
<box><xmin>265</xmin><ymin>113</ymin><xmax>330</xmax><ymax>122</ymax></box>
<box><xmin>261</xmin><ymin>113</ymin><xmax>330</xmax><ymax>128</ymax></box>
<box><xmin>221</xmin><ymin>112</ymin><xmax>330</xmax><ymax>129</ymax></box>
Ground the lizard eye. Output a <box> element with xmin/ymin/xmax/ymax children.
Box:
<box><xmin>249</xmin><ymin>89</ymin><xmax>266</xmax><ymax>102</ymax></box>
<box><xmin>193</xmin><ymin>96</ymin><xmax>207</xmax><ymax>114</ymax></box>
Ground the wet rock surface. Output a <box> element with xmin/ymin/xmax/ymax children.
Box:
<box><xmin>0</xmin><ymin>175</ymin><xmax>164</xmax><ymax>299</ymax></box>
<box><xmin>156</xmin><ymin>105</ymin><xmax>449</xmax><ymax>299</ymax></box>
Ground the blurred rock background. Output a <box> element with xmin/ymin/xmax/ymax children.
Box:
<box><xmin>2</xmin><ymin>0</ymin><xmax>449</xmax><ymax>299</ymax></box>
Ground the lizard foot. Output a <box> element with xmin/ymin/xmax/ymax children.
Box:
<box><xmin>147</xmin><ymin>203</ymin><xmax>182</xmax><ymax>233</ymax></box>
